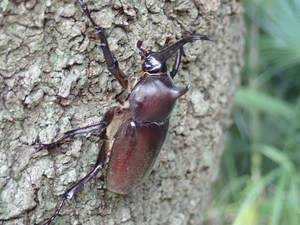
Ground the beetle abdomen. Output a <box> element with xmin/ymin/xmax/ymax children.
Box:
<box><xmin>105</xmin><ymin>119</ymin><xmax>169</xmax><ymax>194</ymax></box>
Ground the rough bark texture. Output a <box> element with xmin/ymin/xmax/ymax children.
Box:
<box><xmin>0</xmin><ymin>0</ymin><xmax>243</xmax><ymax>225</ymax></box>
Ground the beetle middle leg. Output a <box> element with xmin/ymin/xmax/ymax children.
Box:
<box><xmin>78</xmin><ymin>0</ymin><xmax>128</xmax><ymax>89</ymax></box>
<box><xmin>37</xmin><ymin>122</ymin><xmax>107</xmax><ymax>148</ymax></box>
<box><xmin>37</xmin><ymin>108</ymin><xmax>115</xmax><ymax>148</ymax></box>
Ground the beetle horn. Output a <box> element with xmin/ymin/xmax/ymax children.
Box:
<box><xmin>178</xmin><ymin>84</ymin><xmax>191</xmax><ymax>97</ymax></box>
<box><xmin>153</xmin><ymin>35</ymin><xmax>212</xmax><ymax>63</ymax></box>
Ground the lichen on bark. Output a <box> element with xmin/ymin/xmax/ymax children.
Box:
<box><xmin>0</xmin><ymin>0</ymin><xmax>244</xmax><ymax>224</ymax></box>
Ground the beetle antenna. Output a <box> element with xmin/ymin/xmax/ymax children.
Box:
<box><xmin>160</xmin><ymin>36</ymin><xmax>172</xmax><ymax>50</ymax></box>
<box><xmin>137</xmin><ymin>39</ymin><xmax>143</xmax><ymax>50</ymax></box>
<box><xmin>137</xmin><ymin>39</ymin><xmax>149</xmax><ymax>57</ymax></box>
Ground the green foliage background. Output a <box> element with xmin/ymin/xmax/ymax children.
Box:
<box><xmin>207</xmin><ymin>0</ymin><xmax>300</xmax><ymax>224</ymax></box>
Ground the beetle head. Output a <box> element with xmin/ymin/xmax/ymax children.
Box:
<box><xmin>137</xmin><ymin>35</ymin><xmax>212</xmax><ymax>75</ymax></box>
<box><xmin>137</xmin><ymin>40</ymin><xmax>167</xmax><ymax>74</ymax></box>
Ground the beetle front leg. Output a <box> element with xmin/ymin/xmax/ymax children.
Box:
<box><xmin>78</xmin><ymin>0</ymin><xmax>128</xmax><ymax>89</ymax></box>
<box><xmin>170</xmin><ymin>47</ymin><xmax>183</xmax><ymax>78</ymax></box>
<box><xmin>43</xmin><ymin>163</ymin><xmax>103</xmax><ymax>225</ymax></box>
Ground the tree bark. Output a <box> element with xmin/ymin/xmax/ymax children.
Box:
<box><xmin>0</xmin><ymin>0</ymin><xmax>243</xmax><ymax>224</ymax></box>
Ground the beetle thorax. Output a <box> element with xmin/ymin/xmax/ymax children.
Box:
<box><xmin>129</xmin><ymin>74</ymin><xmax>185</xmax><ymax>122</ymax></box>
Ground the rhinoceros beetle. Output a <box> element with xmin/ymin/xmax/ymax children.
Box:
<box><xmin>39</xmin><ymin>0</ymin><xmax>211</xmax><ymax>224</ymax></box>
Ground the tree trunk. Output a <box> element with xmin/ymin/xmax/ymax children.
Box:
<box><xmin>0</xmin><ymin>0</ymin><xmax>243</xmax><ymax>224</ymax></box>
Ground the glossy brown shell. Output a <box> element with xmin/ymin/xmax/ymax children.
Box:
<box><xmin>105</xmin><ymin>119</ymin><xmax>169</xmax><ymax>194</ymax></box>
<box><xmin>100</xmin><ymin>74</ymin><xmax>186</xmax><ymax>194</ymax></box>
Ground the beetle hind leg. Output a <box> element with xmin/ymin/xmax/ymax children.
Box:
<box><xmin>43</xmin><ymin>164</ymin><xmax>103</xmax><ymax>225</ymax></box>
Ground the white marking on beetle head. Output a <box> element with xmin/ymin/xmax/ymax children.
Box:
<box><xmin>130</xmin><ymin>121</ymin><xmax>136</xmax><ymax>127</ymax></box>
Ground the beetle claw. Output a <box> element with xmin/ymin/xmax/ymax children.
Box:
<box><xmin>35</xmin><ymin>141</ymin><xmax>56</xmax><ymax>149</ymax></box>
<box><xmin>33</xmin><ymin>141</ymin><xmax>47</xmax><ymax>149</ymax></box>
